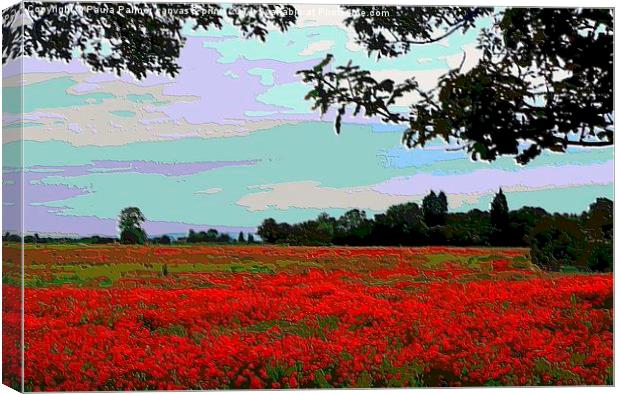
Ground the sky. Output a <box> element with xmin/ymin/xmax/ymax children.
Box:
<box><xmin>2</xmin><ymin>4</ymin><xmax>613</xmax><ymax>237</ymax></box>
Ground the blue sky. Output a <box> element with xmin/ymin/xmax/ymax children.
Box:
<box><xmin>2</xmin><ymin>4</ymin><xmax>613</xmax><ymax>236</ymax></box>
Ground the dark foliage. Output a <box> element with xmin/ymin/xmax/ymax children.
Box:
<box><xmin>529</xmin><ymin>198</ymin><xmax>613</xmax><ymax>272</ymax></box>
<box><xmin>257</xmin><ymin>191</ymin><xmax>612</xmax><ymax>272</ymax></box>
<box><xmin>422</xmin><ymin>191</ymin><xmax>448</xmax><ymax>227</ymax></box>
<box><xmin>6</xmin><ymin>233</ymin><xmax>117</xmax><ymax>244</ymax></box>
<box><xmin>120</xmin><ymin>227</ymin><xmax>147</xmax><ymax>245</ymax></box>
<box><xmin>186</xmin><ymin>228</ymin><xmax>232</xmax><ymax>243</ymax></box>
<box><xmin>530</xmin><ymin>216</ymin><xmax>586</xmax><ymax>271</ymax></box>
<box><xmin>3</xmin><ymin>5</ymin><xmax>611</xmax><ymax>162</ymax></box>
<box><xmin>299</xmin><ymin>7</ymin><xmax>613</xmax><ymax>163</ymax></box>
<box><xmin>119</xmin><ymin>207</ymin><xmax>147</xmax><ymax>244</ymax></box>
<box><xmin>152</xmin><ymin>235</ymin><xmax>172</xmax><ymax>245</ymax></box>
<box><xmin>3</xmin><ymin>2</ymin><xmax>297</xmax><ymax>79</ymax></box>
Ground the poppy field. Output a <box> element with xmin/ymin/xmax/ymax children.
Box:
<box><xmin>2</xmin><ymin>244</ymin><xmax>614</xmax><ymax>390</ymax></box>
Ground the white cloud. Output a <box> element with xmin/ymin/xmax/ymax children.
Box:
<box><xmin>195</xmin><ymin>188</ymin><xmax>223</xmax><ymax>195</ymax></box>
<box><xmin>442</xmin><ymin>43</ymin><xmax>483</xmax><ymax>73</ymax></box>
<box><xmin>6</xmin><ymin>72</ymin><xmax>300</xmax><ymax>146</ymax></box>
<box><xmin>299</xmin><ymin>40</ymin><xmax>335</xmax><ymax>56</ymax></box>
<box><xmin>237</xmin><ymin>181</ymin><xmax>414</xmax><ymax>211</ymax></box>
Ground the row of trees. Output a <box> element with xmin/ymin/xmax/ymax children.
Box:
<box><xmin>7</xmin><ymin>194</ymin><xmax>611</xmax><ymax>272</ymax></box>
<box><xmin>256</xmin><ymin>190</ymin><xmax>513</xmax><ymax>246</ymax></box>
<box><xmin>120</xmin><ymin>208</ymin><xmax>259</xmax><ymax>245</ymax></box>
<box><xmin>6</xmin><ymin>208</ymin><xmax>257</xmax><ymax>246</ymax></box>
<box><xmin>257</xmin><ymin>191</ymin><xmax>613</xmax><ymax>272</ymax></box>
<box><xmin>178</xmin><ymin>229</ymin><xmax>255</xmax><ymax>244</ymax></box>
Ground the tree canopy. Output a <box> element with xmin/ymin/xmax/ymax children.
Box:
<box><xmin>3</xmin><ymin>4</ymin><xmax>613</xmax><ymax>163</ymax></box>
<box><xmin>118</xmin><ymin>207</ymin><xmax>147</xmax><ymax>244</ymax></box>
<box><xmin>299</xmin><ymin>7</ymin><xmax>613</xmax><ymax>164</ymax></box>
<box><xmin>3</xmin><ymin>2</ymin><xmax>297</xmax><ymax>79</ymax></box>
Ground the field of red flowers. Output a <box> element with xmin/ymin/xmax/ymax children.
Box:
<box><xmin>2</xmin><ymin>245</ymin><xmax>614</xmax><ymax>390</ymax></box>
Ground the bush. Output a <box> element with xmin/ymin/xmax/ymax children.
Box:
<box><xmin>530</xmin><ymin>217</ymin><xmax>586</xmax><ymax>271</ymax></box>
<box><xmin>581</xmin><ymin>241</ymin><xmax>613</xmax><ymax>273</ymax></box>
<box><xmin>530</xmin><ymin>217</ymin><xmax>613</xmax><ymax>273</ymax></box>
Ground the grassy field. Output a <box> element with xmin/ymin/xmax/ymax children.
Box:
<box><xmin>2</xmin><ymin>244</ymin><xmax>613</xmax><ymax>390</ymax></box>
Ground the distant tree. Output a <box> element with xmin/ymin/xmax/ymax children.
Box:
<box><xmin>238</xmin><ymin>231</ymin><xmax>246</xmax><ymax>243</ymax></box>
<box><xmin>155</xmin><ymin>235</ymin><xmax>172</xmax><ymax>245</ymax></box>
<box><xmin>6</xmin><ymin>233</ymin><xmax>21</xmax><ymax>243</ymax></box>
<box><xmin>315</xmin><ymin>212</ymin><xmax>336</xmax><ymax>243</ymax></box>
<box><xmin>422</xmin><ymin>191</ymin><xmax>447</xmax><ymax>227</ymax></box>
<box><xmin>337</xmin><ymin>209</ymin><xmax>367</xmax><ymax>233</ymax></box>
<box><xmin>582</xmin><ymin>198</ymin><xmax>613</xmax><ymax>241</ymax></box>
<box><xmin>444</xmin><ymin>209</ymin><xmax>492</xmax><ymax>246</ymax></box>
<box><xmin>187</xmin><ymin>229</ymin><xmax>197</xmax><ymax>243</ymax></box>
<box><xmin>257</xmin><ymin>218</ymin><xmax>282</xmax><ymax>243</ymax></box>
<box><xmin>335</xmin><ymin>209</ymin><xmax>374</xmax><ymax>245</ymax></box>
<box><xmin>438</xmin><ymin>192</ymin><xmax>448</xmax><ymax>217</ymax></box>
<box><xmin>490</xmin><ymin>189</ymin><xmax>509</xmax><ymax>230</ymax></box>
<box><xmin>247</xmin><ymin>234</ymin><xmax>255</xmax><ymax>243</ymax></box>
<box><xmin>489</xmin><ymin>189</ymin><xmax>512</xmax><ymax>244</ymax></box>
<box><xmin>530</xmin><ymin>216</ymin><xmax>586</xmax><ymax>271</ymax></box>
<box><xmin>507</xmin><ymin>206</ymin><xmax>549</xmax><ymax>246</ymax></box>
<box><xmin>580</xmin><ymin>198</ymin><xmax>613</xmax><ymax>272</ymax></box>
<box><xmin>206</xmin><ymin>229</ymin><xmax>219</xmax><ymax>242</ymax></box>
<box><xmin>118</xmin><ymin>207</ymin><xmax>147</xmax><ymax>245</ymax></box>
<box><xmin>217</xmin><ymin>233</ymin><xmax>232</xmax><ymax>243</ymax></box>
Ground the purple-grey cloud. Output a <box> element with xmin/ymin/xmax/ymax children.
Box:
<box><xmin>23</xmin><ymin>159</ymin><xmax>256</xmax><ymax>179</ymax></box>
<box><xmin>373</xmin><ymin>161</ymin><xmax>614</xmax><ymax>196</ymax></box>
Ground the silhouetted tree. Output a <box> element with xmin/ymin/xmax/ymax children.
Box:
<box><xmin>257</xmin><ymin>218</ymin><xmax>282</xmax><ymax>243</ymax></box>
<box><xmin>422</xmin><ymin>191</ymin><xmax>447</xmax><ymax>227</ymax></box>
<box><xmin>118</xmin><ymin>207</ymin><xmax>147</xmax><ymax>245</ymax></box>
<box><xmin>160</xmin><ymin>235</ymin><xmax>171</xmax><ymax>245</ymax></box>
<box><xmin>490</xmin><ymin>189</ymin><xmax>510</xmax><ymax>245</ymax></box>
<box><xmin>206</xmin><ymin>229</ymin><xmax>219</xmax><ymax>241</ymax></box>
<box><xmin>444</xmin><ymin>209</ymin><xmax>492</xmax><ymax>246</ymax></box>
<box><xmin>4</xmin><ymin>5</ymin><xmax>611</xmax><ymax>163</ymax></box>
<box><xmin>491</xmin><ymin>189</ymin><xmax>509</xmax><ymax>229</ymax></box>
<box><xmin>299</xmin><ymin>7</ymin><xmax>613</xmax><ymax>163</ymax></box>
<box><xmin>507</xmin><ymin>207</ymin><xmax>550</xmax><ymax>246</ymax></box>
<box><xmin>583</xmin><ymin>198</ymin><xmax>613</xmax><ymax>241</ymax></box>
<box><xmin>3</xmin><ymin>2</ymin><xmax>298</xmax><ymax>79</ymax></box>
<box><xmin>530</xmin><ymin>216</ymin><xmax>586</xmax><ymax>271</ymax></box>
<box><xmin>247</xmin><ymin>234</ymin><xmax>255</xmax><ymax>243</ymax></box>
<box><xmin>335</xmin><ymin>209</ymin><xmax>374</xmax><ymax>245</ymax></box>
<box><xmin>580</xmin><ymin>198</ymin><xmax>613</xmax><ymax>272</ymax></box>
<box><xmin>315</xmin><ymin>213</ymin><xmax>336</xmax><ymax>243</ymax></box>
<box><xmin>238</xmin><ymin>231</ymin><xmax>246</xmax><ymax>243</ymax></box>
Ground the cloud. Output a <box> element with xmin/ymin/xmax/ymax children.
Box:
<box><xmin>441</xmin><ymin>43</ymin><xmax>483</xmax><ymax>73</ymax></box>
<box><xmin>299</xmin><ymin>40</ymin><xmax>335</xmax><ymax>56</ymax></box>
<box><xmin>373</xmin><ymin>162</ymin><xmax>613</xmax><ymax>198</ymax></box>
<box><xmin>237</xmin><ymin>161</ymin><xmax>613</xmax><ymax>213</ymax></box>
<box><xmin>5</xmin><ymin>72</ymin><xmax>300</xmax><ymax>146</ymax></box>
<box><xmin>237</xmin><ymin>181</ymin><xmax>414</xmax><ymax>211</ymax></box>
<box><xmin>195</xmin><ymin>188</ymin><xmax>223</xmax><ymax>195</ymax></box>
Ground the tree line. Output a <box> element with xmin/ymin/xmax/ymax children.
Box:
<box><xmin>256</xmin><ymin>190</ymin><xmax>612</xmax><ymax>272</ymax></box>
<box><xmin>5</xmin><ymin>192</ymin><xmax>611</xmax><ymax>272</ymax></box>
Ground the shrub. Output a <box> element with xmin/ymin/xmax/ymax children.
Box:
<box><xmin>530</xmin><ymin>217</ymin><xmax>585</xmax><ymax>271</ymax></box>
<box><xmin>581</xmin><ymin>241</ymin><xmax>613</xmax><ymax>273</ymax></box>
